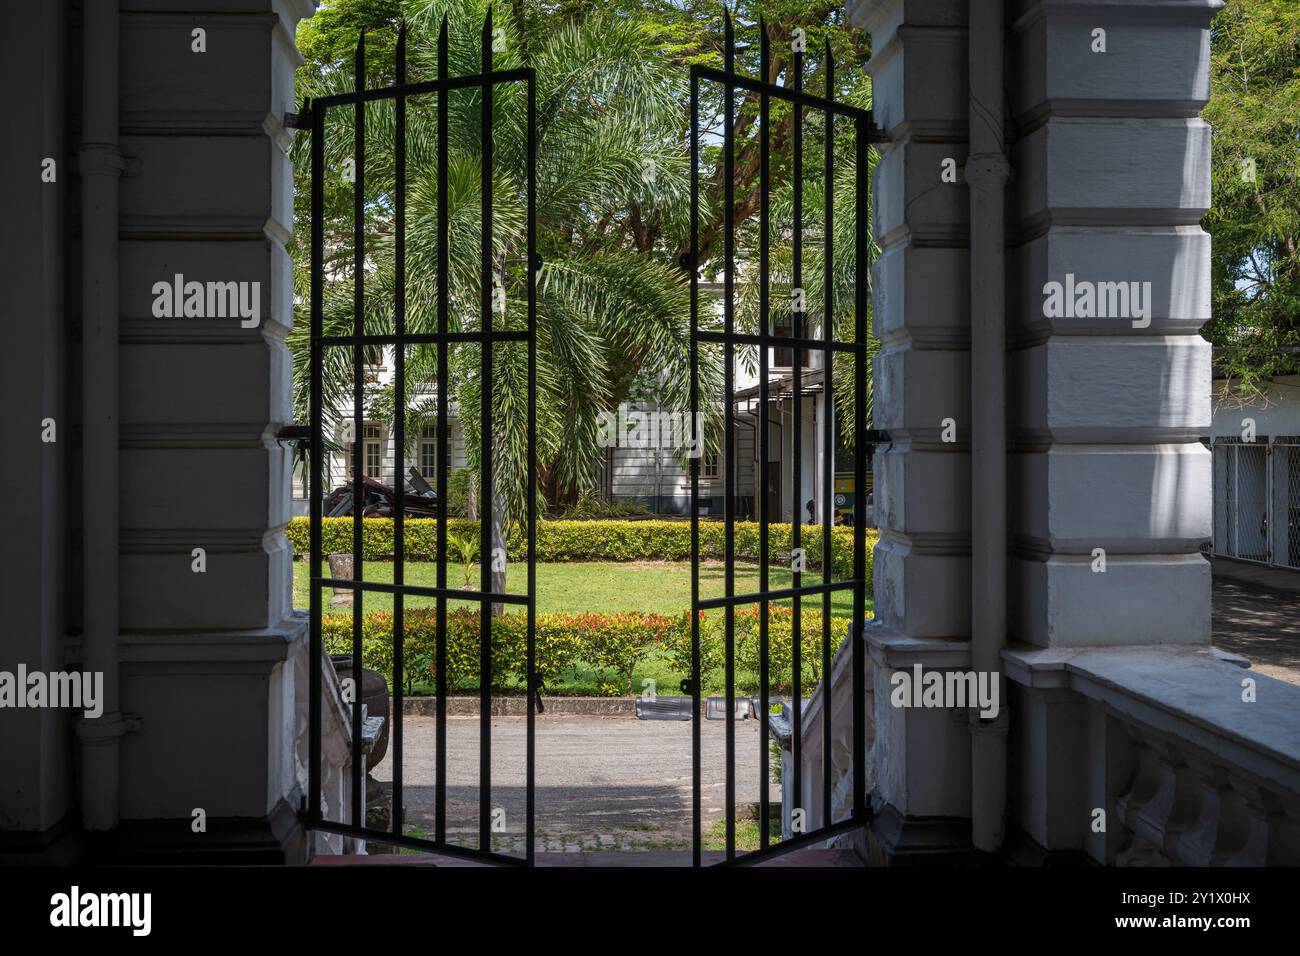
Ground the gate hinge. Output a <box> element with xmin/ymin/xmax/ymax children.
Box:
<box><xmin>284</xmin><ymin>105</ymin><xmax>312</xmax><ymax>130</ymax></box>
<box><xmin>277</xmin><ymin>424</ymin><xmax>312</xmax><ymax>445</ymax></box>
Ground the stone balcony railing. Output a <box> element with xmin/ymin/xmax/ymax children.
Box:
<box><xmin>1004</xmin><ymin>644</ymin><xmax>1300</xmax><ymax>866</ymax></box>
<box><xmin>796</xmin><ymin>631</ymin><xmax>1300</xmax><ymax>863</ymax></box>
<box><xmin>791</xmin><ymin>630</ymin><xmax>875</xmax><ymax>840</ymax></box>
<box><xmin>291</xmin><ymin>612</ymin><xmax>362</xmax><ymax>855</ymax></box>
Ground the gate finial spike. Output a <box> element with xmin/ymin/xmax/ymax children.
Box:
<box><xmin>827</xmin><ymin>40</ymin><xmax>835</xmax><ymax>101</ymax></box>
<box><xmin>355</xmin><ymin>28</ymin><xmax>365</xmax><ymax>87</ymax></box>
<box><xmin>439</xmin><ymin>15</ymin><xmax>449</xmax><ymax>76</ymax></box>
<box><xmin>397</xmin><ymin>20</ymin><xmax>407</xmax><ymax>78</ymax></box>
<box><xmin>723</xmin><ymin>7</ymin><xmax>733</xmax><ymax>67</ymax></box>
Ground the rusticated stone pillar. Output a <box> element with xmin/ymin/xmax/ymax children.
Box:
<box><xmin>851</xmin><ymin>0</ymin><xmax>976</xmax><ymax>863</ymax></box>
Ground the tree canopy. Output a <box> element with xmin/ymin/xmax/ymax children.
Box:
<box><xmin>1202</xmin><ymin>0</ymin><xmax>1300</xmax><ymax>404</ymax></box>
<box><xmin>289</xmin><ymin>0</ymin><xmax>875</xmax><ymax>523</ymax></box>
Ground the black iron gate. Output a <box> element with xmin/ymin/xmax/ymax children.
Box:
<box><xmin>300</xmin><ymin>10</ymin><xmax>873</xmax><ymax>868</ymax></box>
<box><xmin>304</xmin><ymin>13</ymin><xmax>537</xmax><ymax>865</ymax></box>
<box><xmin>686</xmin><ymin>14</ymin><xmax>872</xmax><ymax>866</ymax></box>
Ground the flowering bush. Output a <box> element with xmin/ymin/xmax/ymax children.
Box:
<box><xmin>322</xmin><ymin>605</ymin><xmax>858</xmax><ymax>696</ymax></box>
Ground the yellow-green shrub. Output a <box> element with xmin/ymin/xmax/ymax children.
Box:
<box><xmin>323</xmin><ymin>607</ymin><xmax>675</xmax><ymax>695</ymax></box>
<box><xmin>290</xmin><ymin>517</ymin><xmax>876</xmax><ymax>583</ymax></box>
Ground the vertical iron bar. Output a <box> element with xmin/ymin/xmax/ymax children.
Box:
<box><xmin>391</xmin><ymin>20</ymin><xmax>407</xmax><ymax>841</ymax></box>
<box><xmin>526</xmin><ymin>68</ymin><xmax>538</xmax><ymax>866</ymax></box>
<box><xmin>350</xmin><ymin>30</ymin><xmax>365</xmax><ymax>830</ymax></box>
<box><xmin>852</xmin><ymin>117</ymin><xmax>869</xmax><ymax>817</ymax></box>
<box><xmin>688</xmin><ymin>64</ymin><xmax>701</xmax><ymax>869</ymax></box>
<box><xmin>479</xmin><ymin>8</ymin><xmax>494</xmax><ymax>855</ymax></box>
<box><xmin>434</xmin><ymin>15</ymin><xmax>449</xmax><ymax>847</ymax></box>
<box><xmin>821</xmin><ymin>43</ymin><xmax>834</xmax><ymax>827</ymax></box>
<box><xmin>757</xmin><ymin>19</ymin><xmax>770</xmax><ymax>852</ymax></box>
<box><xmin>722</xmin><ymin>9</ymin><xmax>736</xmax><ymax>863</ymax></box>
<box><xmin>790</xmin><ymin>32</ymin><xmax>803</xmax><ymax>826</ymax></box>
<box><xmin>480</xmin><ymin>7</ymin><xmax>493</xmax><ymax>858</ymax></box>
<box><xmin>309</xmin><ymin>97</ymin><xmax>324</xmax><ymax>821</ymax></box>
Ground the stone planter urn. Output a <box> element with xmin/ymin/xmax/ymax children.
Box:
<box><xmin>330</xmin><ymin>655</ymin><xmax>390</xmax><ymax>771</ymax></box>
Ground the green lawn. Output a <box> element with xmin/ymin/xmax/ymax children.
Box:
<box><xmin>298</xmin><ymin>559</ymin><xmax>863</xmax><ymax>619</ymax></box>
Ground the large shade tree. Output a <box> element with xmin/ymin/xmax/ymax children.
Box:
<box><xmin>288</xmin><ymin>0</ymin><xmax>876</xmax><ymax>596</ymax></box>
<box><xmin>1202</xmin><ymin>0</ymin><xmax>1300</xmax><ymax>404</ymax></box>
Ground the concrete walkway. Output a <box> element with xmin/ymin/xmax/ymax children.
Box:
<box><xmin>371</xmin><ymin>714</ymin><xmax>781</xmax><ymax>857</ymax></box>
<box><xmin>1212</xmin><ymin>558</ymin><xmax>1300</xmax><ymax>686</ymax></box>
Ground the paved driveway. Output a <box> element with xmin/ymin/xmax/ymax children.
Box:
<box><xmin>371</xmin><ymin>714</ymin><xmax>779</xmax><ymax>855</ymax></box>
<box><xmin>1212</xmin><ymin>572</ymin><xmax>1300</xmax><ymax>686</ymax></box>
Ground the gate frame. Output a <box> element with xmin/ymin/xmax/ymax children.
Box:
<box><xmin>304</xmin><ymin>13</ymin><xmax>538</xmax><ymax>866</ymax></box>
<box><xmin>686</xmin><ymin>13</ymin><xmax>877</xmax><ymax>867</ymax></box>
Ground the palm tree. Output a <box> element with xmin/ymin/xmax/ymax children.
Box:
<box><xmin>288</xmin><ymin>0</ymin><xmax>725</xmax><ymax>596</ymax></box>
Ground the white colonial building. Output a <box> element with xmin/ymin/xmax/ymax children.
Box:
<box><xmin>1206</xmin><ymin>375</ymin><xmax>1300</xmax><ymax>570</ymax></box>
<box><xmin>298</xmin><ymin>280</ymin><xmax>843</xmax><ymax>524</ymax></box>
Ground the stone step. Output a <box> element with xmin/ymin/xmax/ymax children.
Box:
<box><xmin>311</xmin><ymin>848</ymin><xmax>865</xmax><ymax>867</ymax></box>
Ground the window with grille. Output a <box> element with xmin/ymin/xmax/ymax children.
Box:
<box><xmin>419</xmin><ymin>424</ymin><xmax>437</xmax><ymax>478</ymax></box>
<box><xmin>346</xmin><ymin>423</ymin><xmax>384</xmax><ymax>479</ymax></box>
<box><xmin>772</xmin><ymin>314</ymin><xmax>811</xmax><ymax>369</ymax></box>
<box><xmin>702</xmin><ymin>452</ymin><xmax>720</xmax><ymax>479</ymax></box>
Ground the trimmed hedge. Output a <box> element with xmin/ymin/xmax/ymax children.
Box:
<box><xmin>660</xmin><ymin>606</ymin><xmax>850</xmax><ymax>694</ymax></box>
<box><xmin>290</xmin><ymin>517</ymin><xmax>875</xmax><ymax>581</ymax></box>
<box><xmin>324</xmin><ymin>606</ymin><xmax>852</xmax><ymax>697</ymax></box>
<box><xmin>323</xmin><ymin>608</ymin><xmax>676</xmax><ymax>695</ymax></box>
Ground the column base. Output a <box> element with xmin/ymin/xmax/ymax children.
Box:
<box><xmin>863</xmin><ymin>795</ymin><xmax>974</xmax><ymax>866</ymax></box>
<box><xmin>83</xmin><ymin>795</ymin><xmax>307</xmax><ymax>865</ymax></box>
<box><xmin>1003</xmin><ymin>827</ymin><xmax>1098</xmax><ymax>867</ymax></box>
<box><xmin>0</xmin><ymin>814</ymin><xmax>86</xmax><ymax>866</ymax></box>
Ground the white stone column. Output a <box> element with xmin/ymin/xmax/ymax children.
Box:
<box><xmin>109</xmin><ymin>0</ymin><xmax>315</xmax><ymax>858</ymax></box>
<box><xmin>1008</xmin><ymin>0</ymin><xmax>1215</xmax><ymax>648</ymax></box>
<box><xmin>0</xmin><ymin>0</ymin><xmax>74</xmax><ymax>854</ymax></box>
<box><xmin>852</xmin><ymin>0</ymin><xmax>977</xmax><ymax>862</ymax></box>
<box><xmin>1005</xmin><ymin>0</ymin><xmax>1218</xmax><ymax>859</ymax></box>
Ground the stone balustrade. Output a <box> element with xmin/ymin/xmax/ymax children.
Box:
<box><xmin>794</xmin><ymin>634</ymin><xmax>1300</xmax><ymax>864</ymax></box>
<box><xmin>1004</xmin><ymin>644</ymin><xmax>1300</xmax><ymax>865</ymax></box>
<box><xmin>292</xmin><ymin>619</ymin><xmax>360</xmax><ymax>855</ymax></box>
<box><xmin>795</xmin><ymin>631</ymin><xmax>875</xmax><ymax>841</ymax></box>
